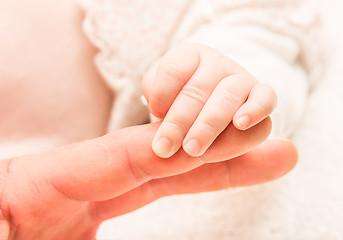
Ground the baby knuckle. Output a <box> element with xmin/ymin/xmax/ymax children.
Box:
<box><xmin>149</xmin><ymin>89</ymin><xmax>170</xmax><ymax>117</ymax></box>
<box><xmin>265</xmin><ymin>84</ymin><xmax>278</xmax><ymax>107</ymax></box>
<box><xmin>198</xmin><ymin>119</ymin><xmax>220</xmax><ymax>137</ymax></box>
<box><xmin>158</xmin><ymin>61</ymin><xmax>188</xmax><ymax>81</ymax></box>
<box><xmin>150</xmin><ymin>88</ymin><xmax>168</xmax><ymax>107</ymax></box>
<box><xmin>254</xmin><ymin>100</ymin><xmax>270</xmax><ymax>116</ymax></box>
<box><xmin>259</xmin><ymin>82</ymin><xmax>273</xmax><ymax>91</ymax></box>
<box><xmin>237</xmin><ymin>73</ymin><xmax>258</xmax><ymax>86</ymax></box>
<box><xmin>219</xmin><ymin>88</ymin><xmax>242</xmax><ymax>107</ymax></box>
<box><xmin>255</xmin><ymin>83</ymin><xmax>278</xmax><ymax>110</ymax></box>
<box><xmin>164</xmin><ymin>117</ymin><xmax>186</xmax><ymax>132</ymax></box>
<box><xmin>180</xmin><ymin>85</ymin><xmax>207</xmax><ymax>105</ymax></box>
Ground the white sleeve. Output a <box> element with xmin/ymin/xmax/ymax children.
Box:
<box><xmin>170</xmin><ymin>0</ymin><xmax>323</xmax><ymax>138</ymax></box>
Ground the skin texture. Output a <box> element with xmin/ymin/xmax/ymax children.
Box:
<box><xmin>0</xmin><ymin>0</ymin><xmax>112</xmax><ymax>144</ymax></box>
<box><xmin>0</xmin><ymin>121</ymin><xmax>298</xmax><ymax>240</ymax></box>
<box><xmin>143</xmin><ymin>44</ymin><xmax>277</xmax><ymax>158</ymax></box>
<box><xmin>0</xmin><ymin>0</ymin><xmax>297</xmax><ymax>239</ymax></box>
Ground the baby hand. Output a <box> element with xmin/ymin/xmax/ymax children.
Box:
<box><xmin>143</xmin><ymin>43</ymin><xmax>277</xmax><ymax>158</ymax></box>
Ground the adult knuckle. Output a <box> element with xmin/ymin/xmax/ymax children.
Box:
<box><xmin>95</xmin><ymin>140</ymin><xmax>150</xmax><ymax>184</ymax></box>
<box><xmin>121</xmin><ymin>143</ymin><xmax>152</xmax><ymax>184</ymax></box>
<box><xmin>93</xmin><ymin>140</ymin><xmax>114</xmax><ymax>163</ymax></box>
<box><xmin>0</xmin><ymin>159</ymin><xmax>12</xmax><ymax>222</ymax></box>
<box><xmin>147</xmin><ymin>179</ymin><xmax>168</xmax><ymax>199</ymax></box>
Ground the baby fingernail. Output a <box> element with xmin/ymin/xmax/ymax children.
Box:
<box><xmin>152</xmin><ymin>137</ymin><xmax>173</xmax><ymax>158</ymax></box>
<box><xmin>184</xmin><ymin>139</ymin><xmax>203</xmax><ymax>157</ymax></box>
<box><xmin>236</xmin><ymin>115</ymin><xmax>250</xmax><ymax>129</ymax></box>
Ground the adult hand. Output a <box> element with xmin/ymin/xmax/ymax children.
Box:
<box><xmin>0</xmin><ymin>119</ymin><xmax>297</xmax><ymax>240</ymax></box>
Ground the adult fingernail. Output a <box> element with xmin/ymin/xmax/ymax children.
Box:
<box><xmin>152</xmin><ymin>137</ymin><xmax>173</xmax><ymax>158</ymax></box>
<box><xmin>236</xmin><ymin>115</ymin><xmax>250</xmax><ymax>129</ymax></box>
<box><xmin>183</xmin><ymin>139</ymin><xmax>203</xmax><ymax>157</ymax></box>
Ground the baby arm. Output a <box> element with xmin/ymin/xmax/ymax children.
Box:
<box><xmin>143</xmin><ymin>43</ymin><xmax>277</xmax><ymax>158</ymax></box>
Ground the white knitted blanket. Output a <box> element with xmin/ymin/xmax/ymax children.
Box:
<box><xmin>96</xmin><ymin>1</ymin><xmax>343</xmax><ymax>239</ymax></box>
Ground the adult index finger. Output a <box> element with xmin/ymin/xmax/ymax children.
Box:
<box><xmin>8</xmin><ymin>118</ymin><xmax>271</xmax><ymax>202</ymax></box>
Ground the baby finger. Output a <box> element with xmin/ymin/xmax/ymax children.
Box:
<box><xmin>182</xmin><ymin>74</ymin><xmax>256</xmax><ymax>157</ymax></box>
<box><xmin>233</xmin><ymin>83</ymin><xmax>277</xmax><ymax>130</ymax></box>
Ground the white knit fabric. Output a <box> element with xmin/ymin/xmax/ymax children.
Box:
<box><xmin>77</xmin><ymin>0</ymin><xmax>322</xmax><ymax>135</ymax></box>
<box><xmin>77</xmin><ymin>0</ymin><xmax>191</xmax><ymax>131</ymax></box>
<box><xmin>76</xmin><ymin>1</ymin><xmax>331</xmax><ymax>239</ymax></box>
